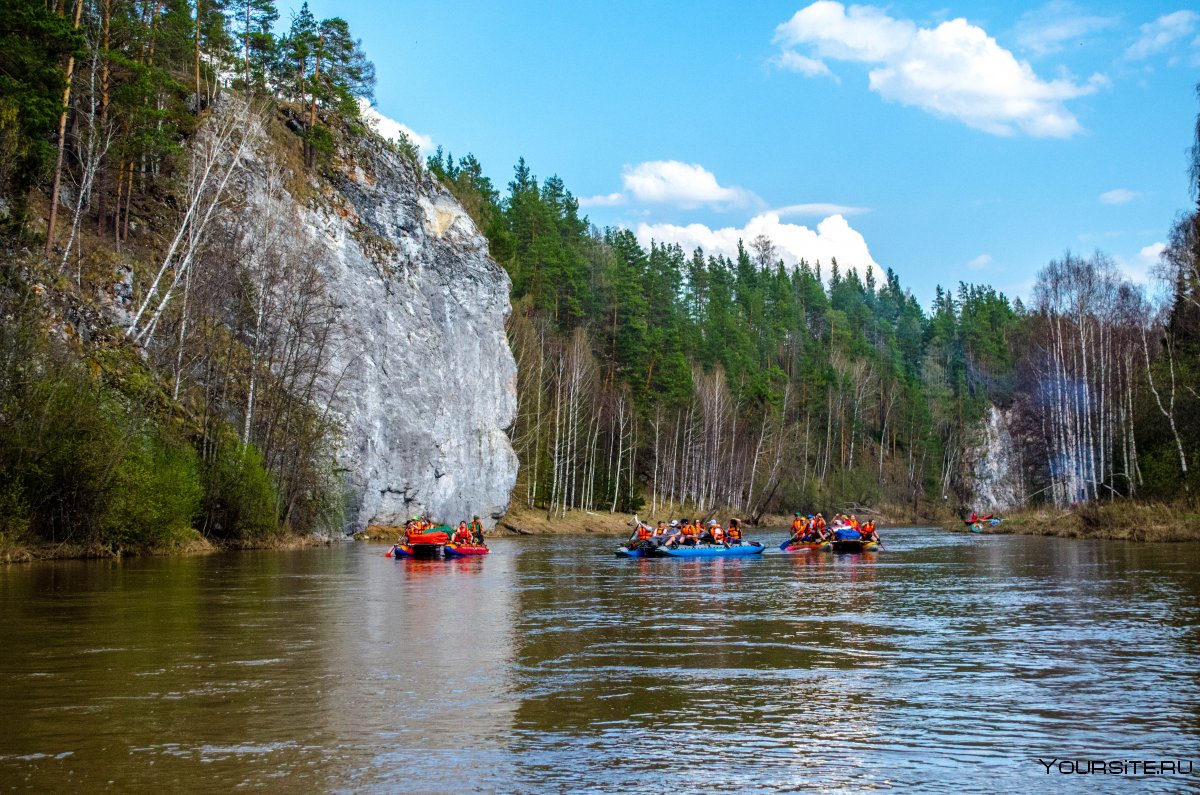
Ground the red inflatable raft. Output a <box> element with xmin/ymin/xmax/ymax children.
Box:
<box><xmin>444</xmin><ymin>543</ymin><xmax>489</xmax><ymax>557</ymax></box>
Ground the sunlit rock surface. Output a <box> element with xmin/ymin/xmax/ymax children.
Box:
<box><xmin>294</xmin><ymin>144</ymin><xmax>517</xmax><ymax>531</ymax></box>
<box><xmin>965</xmin><ymin>405</ymin><xmax>1024</xmax><ymax>512</ymax></box>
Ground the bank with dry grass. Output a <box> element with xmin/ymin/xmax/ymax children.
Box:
<box><xmin>944</xmin><ymin>501</ymin><xmax>1200</xmax><ymax>542</ymax></box>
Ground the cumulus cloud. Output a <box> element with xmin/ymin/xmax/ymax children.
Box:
<box><xmin>1124</xmin><ymin>10</ymin><xmax>1198</xmax><ymax>60</ymax></box>
<box><xmin>621</xmin><ymin>161</ymin><xmax>756</xmax><ymax>208</ymax></box>
<box><xmin>635</xmin><ymin>213</ymin><xmax>879</xmax><ymax>277</ymax></box>
<box><xmin>773</xmin><ymin>1</ymin><xmax>1105</xmax><ymax>137</ymax></box>
<box><xmin>967</xmin><ymin>254</ymin><xmax>992</xmax><ymax>270</ymax></box>
<box><xmin>578</xmin><ymin>192</ymin><xmax>626</xmax><ymax>208</ymax></box>
<box><xmin>358</xmin><ymin>100</ymin><xmax>434</xmax><ymax>154</ymax></box>
<box><xmin>1014</xmin><ymin>1</ymin><xmax>1117</xmax><ymax>57</ymax></box>
<box><xmin>1099</xmin><ymin>188</ymin><xmax>1139</xmax><ymax>205</ymax></box>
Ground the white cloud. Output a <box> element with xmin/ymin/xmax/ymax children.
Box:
<box><xmin>1125</xmin><ymin>11</ymin><xmax>1199</xmax><ymax>60</ymax></box>
<box><xmin>774</xmin><ymin>51</ymin><xmax>836</xmax><ymax>78</ymax></box>
<box><xmin>358</xmin><ymin>100</ymin><xmax>434</xmax><ymax>154</ymax></box>
<box><xmin>774</xmin><ymin>202</ymin><xmax>870</xmax><ymax>217</ymax></box>
<box><xmin>578</xmin><ymin>192</ymin><xmax>626</xmax><ymax>208</ymax></box>
<box><xmin>621</xmin><ymin>161</ymin><xmax>756</xmax><ymax>208</ymax></box>
<box><xmin>1099</xmin><ymin>188</ymin><xmax>1139</xmax><ymax>204</ymax></box>
<box><xmin>1014</xmin><ymin>1</ymin><xmax>1117</xmax><ymax>57</ymax></box>
<box><xmin>967</xmin><ymin>254</ymin><xmax>992</xmax><ymax>270</ymax></box>
<box><xmin>773</xmin><ymin>1</ymin><xmax>1105</xmax><ymax>137</ymax></box>
<box><xmin>635</xmin><ymin>212</ymin><xmax>879</xmax><ymax>277</ymax></box>
<box><xmin>1115</xmin><ymin>242</ymin><xmax>1165</xmax><ymax>284</ymax></box>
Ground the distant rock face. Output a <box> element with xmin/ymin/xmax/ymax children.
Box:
<box><xmin>965</xmin><ymin>405</ymin><xmax>1024</xmax><ymax>512</ymax></box>
<box><xmin>294</xmin><ymin>143</ymin><xmax>517</xmax><ymax>531</ymax></box>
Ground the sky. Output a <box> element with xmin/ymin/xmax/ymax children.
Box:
<box><xmin>287</xmin><ymin>1</ymin><xmax>1198</xmax><ymax>306</ymax></box>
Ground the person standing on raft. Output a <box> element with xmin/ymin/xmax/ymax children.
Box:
<box><xmin>787</xmin><ymin>512</ymin><xmax>807</xmax><ymax>545</ymax></box>
<box><xmin>468</xmin><ymin>515</ymin><xmax>486</xmax><ymax>546</ymax></box>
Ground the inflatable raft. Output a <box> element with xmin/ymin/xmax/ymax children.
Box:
<box><xmin>444</xmin><ymin>543</ymin><xmax>489</xmax><ymax>557</ymax></box>
<box><xmin>654</xmin><ymin>541</ymin><xmax>765</xmax><ymax>558</ymax></box>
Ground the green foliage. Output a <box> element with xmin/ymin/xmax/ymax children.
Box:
<box><xmin>200</xmin><ymin>433</ymin><xmax>281</xmax><ymax>541</ymax></box>
<box><xmin>0</xmin><ymin>313</ymin><xmax>208</xmax><ymax>549</ymax></box>
<box><xmin>0</xmin><ymin>0</ymin><xmax>82</xmax><ymax>234</ymax></box>
<box><xmin>105</xmin><ymin>427</ymin><xmax>202</xmax><ymax>547</ymax></box>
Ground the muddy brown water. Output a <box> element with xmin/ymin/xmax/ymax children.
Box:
<box><xmin>1</xmin><ymin>528</ymin><xmax>1198</xmax><ymax>792</ymax></box>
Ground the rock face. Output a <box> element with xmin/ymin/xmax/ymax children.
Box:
<box><xmin>965</xmin><ymin>405</ymin><xmax>1024</xmax><ymax>512</ymax></box>
<box><xmin>296</xmin><ymin>143</ymin><xmax>517</xmax><ymax>531</ymax></box>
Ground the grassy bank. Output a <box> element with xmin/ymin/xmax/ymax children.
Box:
<box><xmin>943</xmin><ymin>501</ymin><xmax>1200</xmax><ymax>542</ymax></box>
<box><xmin>0</xmin><ymin>531</ymin><xmax>342</xmax><ymax>563</ymax></box>
<box><xmin>495</xmin><ymin>502</ymin><xmax>941</xmax><ymax>536</ymax></box>
<box><xmin>496</xmin><ymin>505</ymin><xmax>638</xmax><ymax>536</ymax></box>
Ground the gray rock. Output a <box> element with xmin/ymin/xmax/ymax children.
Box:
<box><xmin>292</xmin><ymin>145</ymin><xmax>517</xmax><ymax>532</ymax></box>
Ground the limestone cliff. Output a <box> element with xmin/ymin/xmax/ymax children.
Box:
<box><xmin>964</xmin><ymin>405</ymin><xmax>1025</xmax><ymax>512</ymax></box>
<box><xmin>277</xmin><ymin>139</ymin><xmax>517</xmax><ymax>531</ymax></box>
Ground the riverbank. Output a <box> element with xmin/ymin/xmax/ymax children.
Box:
<box><xmin>0</xmin><ymin>531</ymin><xmax>342</xmax><ymax>563</ymax></box>
<box><xmin>494</xmin><ymin>502</ymin><xmax>936</xmax><ymax>536</ymax></box>
<box><xmin>944</xmin><ymin>501</ymin><xmax>1200</xmax><ymax>542</ymax></box>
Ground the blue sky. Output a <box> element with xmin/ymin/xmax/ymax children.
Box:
<box><xmin>288</xmin><ymin>1</ymin><xmax>1198</xmax><ymax>306</ymax></box>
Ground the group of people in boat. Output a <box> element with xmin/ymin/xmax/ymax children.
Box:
<box><xmin>627</xmin><ymin>517</ymin><xmax>747</xmax><ymax>549</ymax></box>
<box><xmin>403</xmin><ymin>514</ymin><xmax>487</xmax><ymax>547</ymax></box>
<box><xmin>786</xmin><ymin>511</ymin><xmax>879</xmax><ymax>545</ymax></box>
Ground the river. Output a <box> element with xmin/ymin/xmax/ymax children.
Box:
<box><xmin>1</xmin><ymin>527</ymin><xmax>1198</xmax><ymax>792</ymax></box>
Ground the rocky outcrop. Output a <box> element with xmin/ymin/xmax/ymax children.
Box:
<box><xmin>964</xmin><ymin>405</ymin><xmax>1024</xmax><ymax>512</ymax></box>
<box><xmin>293</xmin><ymin>141</ymin><xmax>517</xmax><ymax>531</ymax></box>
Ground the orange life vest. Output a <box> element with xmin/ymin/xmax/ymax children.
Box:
<box><xmin>791</xmin><ymin>518</ymin><xmax>804</xmax><ymax>533</ymax></box>
<box><xmin>727</xmin><ymin>526</ymin><xmax>742</xmax><ymax>541</ymax></box>
<box><xmin>636</xmin><ymin>525</ymin><xmax>652</xmax><ymax>540</ymax></box>
<box><xmin>712</xmin><ymin>526</ymin><xmax>725</xmax><ymax>542</ymax></box>
<box><xmin>681</xmin><ymin>523</ymin><xmax>698</xmax><ymax>537</ymax></box>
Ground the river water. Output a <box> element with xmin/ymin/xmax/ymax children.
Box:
<box><xmin>1</xmin><ymin>527</ymin><xmax>1198</xmax><ymax>793</ymax></box>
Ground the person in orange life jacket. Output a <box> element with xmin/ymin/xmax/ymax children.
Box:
<box><xmin>699</xmin><ymin>520</ymin><xmax>723</xmax><ymax>544</ymax></box>
<box><xmin>628</xmin><ymin>521</ymin><xmax>653</xmax><ymax>545</ymax></box>
<box><xmin>788</xmin><ymin>512</ymin><xmax>807</xmax><ymax>544</ymax></box>
<box><xmin>726</xmin><ymin>518</ymin><xmax>743</xmax><ymax>543</ymax></box>
<box><xmin>848</xmin><ymin>515</ymin><xmax>860</xmax><ymax>531</ymax></box>
<box><xmin>861</xmin><ymin>520</ymin><xmax>879</xmax><ymax>543</ymax></box>
<box><xmin>678</xmin><ymin>519</ymin><xmax>699</xmax><ymax>546</ymax></box>
<box><xmin>468</xmin><ymin>516</ymin><xmax>486</xmax><ymax>546</ymax></box>
<box><xmin>452</xmin><ymin>522</ymin><xmax>474</xmax><ymax>545</ymax></box>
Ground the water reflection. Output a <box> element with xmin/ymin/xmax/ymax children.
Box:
<box><xmin>1</xmin><ymin>530</ymin><xmax>1199</xmax><ymax>792</ymax></box>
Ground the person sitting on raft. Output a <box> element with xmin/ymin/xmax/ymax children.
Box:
<box><xmin>699</xmin><ymin>520</ymin><xmax>725</xmax><ymax>544</ymax></box>
<box><xmin>668</xmin><ymin>519</ymin><xmax>699</xmax><ymax>547</ymax></box>
<box><xmin>860</xmin><ymin>520</ymin><xmax>879</xmax><ymax>544</ymax></box>
<box><xmin>726</xmin><ymin>518</ymin><xmax>743</xmax><ymax>544</ymax></box>
<box><xmin>628</xmin><ymin>521</ymin><xmax>654</xmax><ymax>545</ymax></box>
<box><xmin>452</xmin><ymin>522</ymin><xmax>474</xmax><ymax>545</ymax></box>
